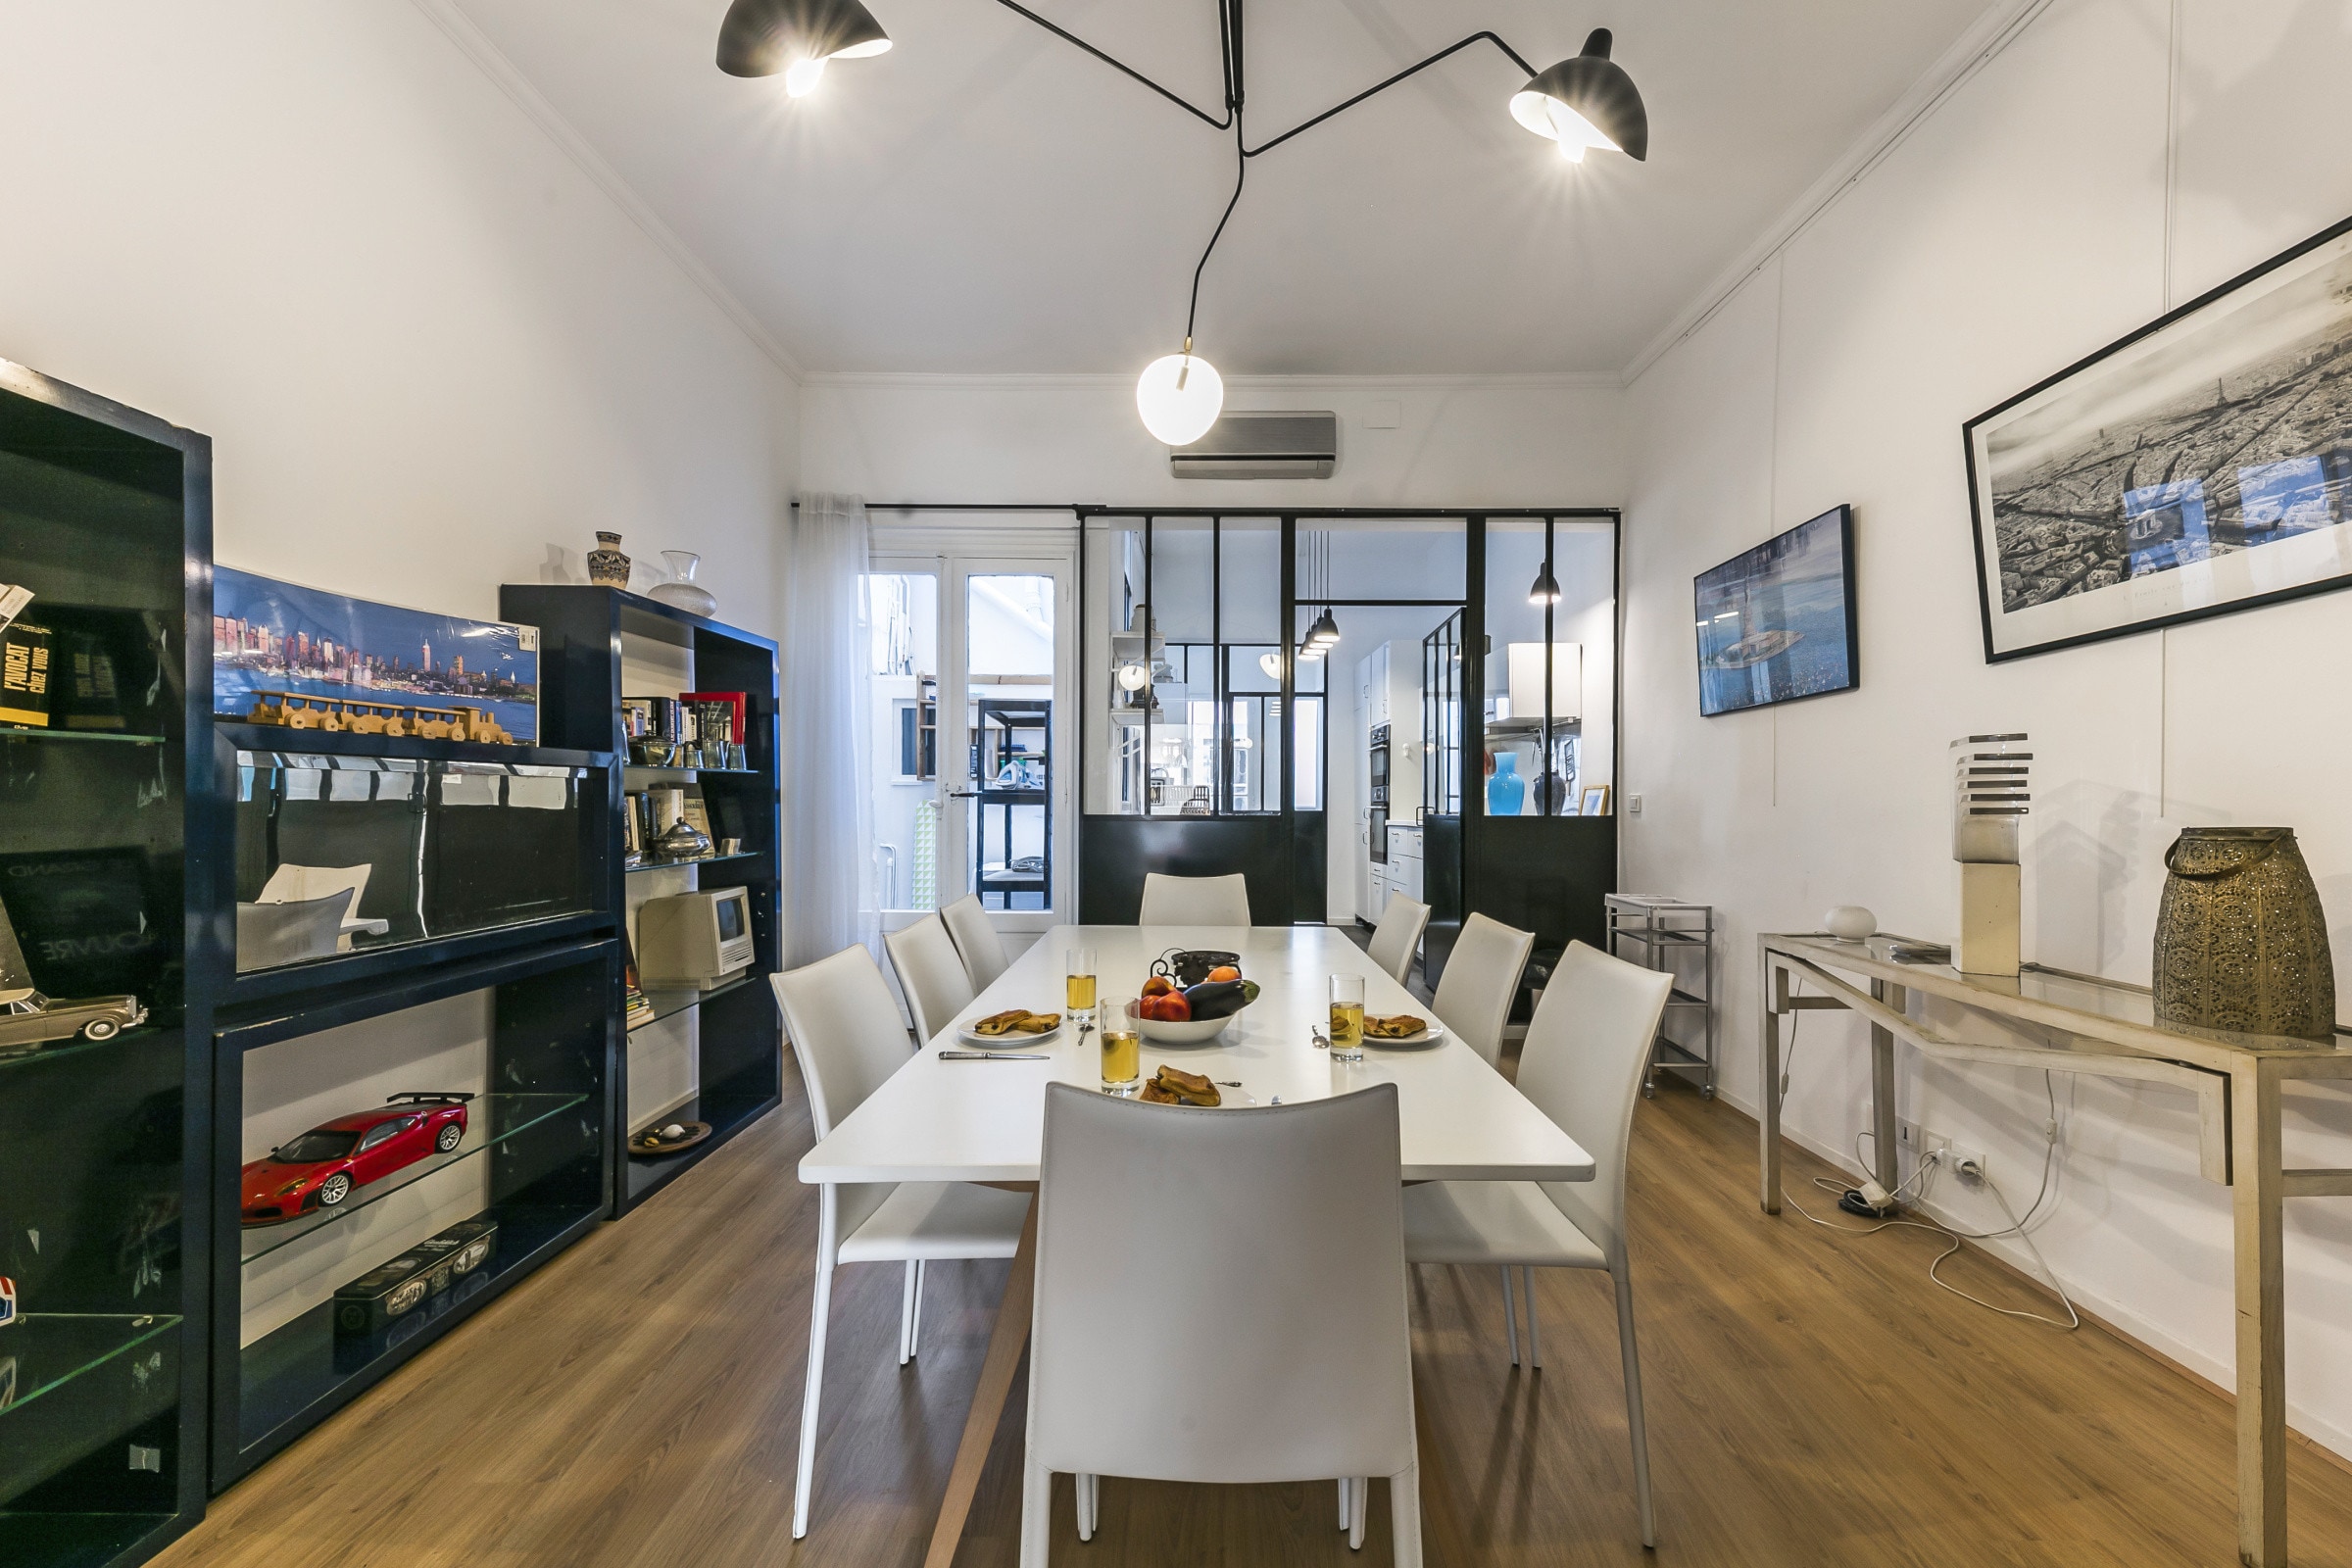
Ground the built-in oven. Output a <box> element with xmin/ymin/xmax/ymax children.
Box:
<box><xmin>1368</xmin><ymin>805</ymin><xmax>1389</xmax><ymax>864</ymax></box>
<box><xmin>1368</xmin><ymin>724</ymin><xmax>1392</xmax><ymax>865</ymax></box>
<box><xmin>1369</xmin><ymin>723</ymin><xmax>1391</xmax><ymax>803</ymax></box>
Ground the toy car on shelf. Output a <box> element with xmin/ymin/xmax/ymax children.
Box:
<box><xmin>240</xmin><ymin>1092</ymin><xmax>476</xmax><ymax>1226</ymax></box>
<box><xmin>0</xmin><ymin>990</ymin><xmax>148</xmax><ymax>1055</ymax></box>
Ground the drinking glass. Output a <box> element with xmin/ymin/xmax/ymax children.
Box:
<box><xmin>1328</xmin><ymin>973</ymin><xmax>1366</xmax><ymax>1061</ymax></box>
<box><xmin>1100</xmin><ymin>997</ymin><xmax>1141</xmax><ymax>1094</ymax></box>
<box><xmin>1065</xmin><ymin>946</ymin><xmax>1099</xmax><ymax>1024</ymax></box>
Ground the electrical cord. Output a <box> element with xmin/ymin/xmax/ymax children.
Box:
<box><xmin>1770</xmin><ymin>978</ymin><xmax>2079</xmax><ymax>1331</ymax></box>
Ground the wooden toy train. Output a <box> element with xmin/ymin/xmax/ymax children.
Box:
<box><xmin>239</xmin><ymin>690</ymin><xmax>518</xmax><ymax>744</ymax></box>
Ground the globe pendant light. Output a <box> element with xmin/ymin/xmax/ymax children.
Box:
<box><xmin>716</xmin><ymin>0</ymin><xmax>893</xmax><ymax>88</ymax></box>
<box><xmin>1509</xmin><ymin>28</ymin><xmax>1647</xmax><ymax>164</ymax></box>
<box><xmin>1136</xmin><ymin>338</ymin><xmax>1224</xmax><ymax>447</ymax></box>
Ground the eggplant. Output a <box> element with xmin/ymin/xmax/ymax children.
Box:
<box><xmin>1181</xmin><ymin>979</ymin><xmax>1250</xmax><ymax>1020</ymax></box>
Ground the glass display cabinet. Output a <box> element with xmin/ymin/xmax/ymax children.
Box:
<box><xmin>210</xmin><ymin>941</ymin><xmax>612</xmax><ymax>1487</ymax></box>
<box><xmin>500</xmin><ymin>585</ymin><xmax>780</xmax><ymax>1215</ymax></box>
<box><xmin>0</xmin><ymin>361</ymin><xmax>211</xmax><ymax>1566</ymax></box>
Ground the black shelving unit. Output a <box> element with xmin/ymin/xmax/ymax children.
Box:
<box><xmin>499</xmin><ymin>586</ymin><xmax>781</xmax><ymax>1214</ymax></box>
<box><xmin>206</xmin><ymin>938</ymin><xmax>613</xmax><ymax>1485</ymax></box>
<box><xmin>0</xmin><ymin>360</ymin><xmax>212</xmax><ymax>1567</ymax></box>
<box><xmin>972</xmin><ymin>697</ymin><xmax>1050</xmax><ymax>910</ymax></box>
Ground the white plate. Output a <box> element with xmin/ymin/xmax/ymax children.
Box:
<box><xmin>1135</xmin><ymin>1005</ymin><xmax>1250</xmax><ymax>1046</ymax></box>
<box><xmin>1361</xmin><ymin>1018</ymin><xmax>1446</xmax><ymax>1050</ymax></box>
<box><xmin>956</xmin><ymin>1016</ymin><xmax>1064</xmax><ymax>1049</ymax></box>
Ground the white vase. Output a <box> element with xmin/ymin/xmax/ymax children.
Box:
<box><xmin>650</xmin><ymin>550</ymin><xmax>718</xmax><ymax>617</ymax></box>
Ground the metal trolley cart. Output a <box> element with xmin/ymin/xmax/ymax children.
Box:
<box><xmin>1605</xmin><ymin>894</ymin><xmax>1717</xmax><ymax>1099</ymax></box>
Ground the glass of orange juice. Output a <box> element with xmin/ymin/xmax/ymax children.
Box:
<box><xmin>1065</xmin><ymin>945</ymin><xmax>1098</xmax><ymax>1025</ymax></box>
<box><xmin>1329</xmin><ymin>973</ymin><xmax>1365</xmax><ymax>1061</ymax></box>
<box><xmin>1100</xmin><ymin>997</ymin><xmax>1141</xmax><ymax>1094</ymax></box>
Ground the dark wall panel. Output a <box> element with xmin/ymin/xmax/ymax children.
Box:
<box><xmin>1079</xmin><ymin>816</ymin><xmax>1298</xmax><ymax>925</ymax></box>
<box><xmin>1473</xmin><ymin>815</ymin><xmax>1615</xmax><ymax>955</ymax></box>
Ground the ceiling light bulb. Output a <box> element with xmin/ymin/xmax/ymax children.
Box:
<box><xmin>1546</xmin><ymin>99</ymin><xmax>1617</xmax><ymax>158</ymax></box>
<box><xmin>1117</xmin><ymin>662</ymin><xmax>1151</xmax><ymax>692</ymax></box>
<box><xmin>1136</xmin><ymin>350</ymin><xmax>1224</xmax><ymax>446</ymax></box>
<box><xmin>783</xmin><ymin>55</ymin><xmax>828</xmax><ymax>95</ymax></box>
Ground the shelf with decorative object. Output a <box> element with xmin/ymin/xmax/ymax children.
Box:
<box><xmin>0</xmin><ymin>357</ymin><xmax>213</xmax><ymax>1568</ymax></box>
<box><xmin>501</xmin><ymin>584</ymin><xmax>780</xmax><ymax>1216</ymax></box>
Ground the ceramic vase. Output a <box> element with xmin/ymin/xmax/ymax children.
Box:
<box><xmin>1486</xmin><ymin>753</ymin><xmax>1525</xmax><ymax>817</ymax></box>
<box><xmin>650</xmin><ymin>551</ymin><xmax>719</xmax><ymax>618</ymax></box>
<box><xmin>586</xmin><ymin>531</ymin><xmax>631</xmax><ymax>588</ymax></box>
<box><xmin>2153</xmin><ymin>826</ymin><xmax>2335</xmax><ymax>1044</ymax></box>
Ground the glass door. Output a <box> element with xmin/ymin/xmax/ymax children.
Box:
<box><xmin>864</xmin><ymin>545</ymin><xmax>1075</xmax><ymax>949</ymax></box>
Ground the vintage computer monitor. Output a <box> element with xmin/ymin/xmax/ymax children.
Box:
<box><xmin>635</xmin><ymin>886</ymin><xmax>755</xmax><ymax>989</ymax></box>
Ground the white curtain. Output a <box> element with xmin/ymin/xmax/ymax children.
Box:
<box><xmin>783</xmin><ymin>494</ymin><xmax>877</xmax><ymax>968</ymax></box>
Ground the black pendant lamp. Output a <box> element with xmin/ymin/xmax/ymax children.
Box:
<box><xmin>717</xmin><ymin>0</ymin><xmax>892</xmax><ymax>94</ymax></box>
<box><xmin>1509</xmin><ymin>28</ymin><xmax>1647</xmax><ymax>163</ymax></box>
<box><xmin>1528</xmin><ymin>563</ymin><xmax>1562</xmax><ymax>606</ymax></box>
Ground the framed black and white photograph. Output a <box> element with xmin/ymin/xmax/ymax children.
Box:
<box><xmin>1965</xmin><ymin>214</ymin><xmax>2352</xmax><ymax>662</ymax></box>
<box><xmin>1693</xmin><ymin>505</ymin><xmax>1860</xmax><ymax>717</ymax></box>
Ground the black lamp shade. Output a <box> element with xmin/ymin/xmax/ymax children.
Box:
<box><xmin>1511</xmin><ymin>27</ymin><xmax>1647</xmax><ymax>161</ymax></box>
<box><xmin>717</xmin><ymin>0</ymin><xmax>891</xmax><ymax>76</ymax></box>
<box><xmin>1528</xmin><ymin>564</ymin><xmax>1562</xmax><ymax>605</ymax></box>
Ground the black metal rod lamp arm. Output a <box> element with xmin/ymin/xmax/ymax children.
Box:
<box><xmin>715</xmin><ymin>0</ymin><xmax>1647</xmax><ymax>443</ymax></box>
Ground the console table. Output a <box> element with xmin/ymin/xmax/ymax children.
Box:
<box><xmin>1758</xmin><ymin>933</ymin><xmax>2352</xmax><ymax>1568</ymax></box>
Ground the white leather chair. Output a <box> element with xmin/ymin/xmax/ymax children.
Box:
<box><xmin>771</xmin><ymin>947</ymin><xmax>1031</xmax><ymax>1539</ymax></box>
<box><xmin>1021</xmin><ymin>1082</ymin><xmax>1422</xmax><ymax>1566</ymax></box>
<box><xmin>1365</xmin><ymin>893</ymin><xmax>1431</xmax><ymax>987</ymax></box>
<box><xmin>940</xmin><ymin>893</ymin><xmax>1009</xmax><ymax>992</ymax></box>
<box><xmin>1431</xmin><ymin>911</ymin><xmax>1536</xmax><ymax>1069</ymax></box>
<box><xmin>1402</xmin><ymin>940</ymin><xmax>1673</xmax><ymax>1546</ymax></box>
<box><xmin>1137</xmin><ymin>871</ymin><xmax>1250</xmax><ymax>925</ymax></box>
<box><xmin>883</xmin><ymin>912</ymin><xmax>975</xmax><ymax>1044</ymax></box>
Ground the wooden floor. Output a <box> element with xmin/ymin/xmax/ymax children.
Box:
<box><xmin>159</xmin><ymin>1057</ymin><xmax>2352</xmax><ymax>1567</ymax></box>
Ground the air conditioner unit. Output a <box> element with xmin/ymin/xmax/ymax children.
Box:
<box><xmin>1169</xmin><ymin>411</ymin><xmax>1338</xmax><ymax>479</ymax></box>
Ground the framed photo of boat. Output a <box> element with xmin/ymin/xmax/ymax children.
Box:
<box><xmin>1965</xmin><ymin>214</ymin><xmax>2352</xmax><ymax>662</ymax></box>
<box><xmin>213</xmin><ymin>567</ymin><xmax>539</xmax><ymax>742</ymax></box>
<box><xmin>1693</xmin><ymin>505</ymin><xmax>1859</xmax><ymax>717</ymax></box>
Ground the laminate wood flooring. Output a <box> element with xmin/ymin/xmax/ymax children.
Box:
<box><xmin>158</xmin><ymin>1055</ymin><xmax>2352</xmax><ymax>1567</ymax></box>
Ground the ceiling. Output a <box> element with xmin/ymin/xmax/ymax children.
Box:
<box><xmin>452</xmin><ymin>0</ymin><xmax>1993</xmax><ymax>376</ymax></box>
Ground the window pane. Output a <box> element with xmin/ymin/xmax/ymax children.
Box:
<box><xmin>864</xmin><ymin>571</ymin><xmax>939</xmax><ymax>910</ymax></box>
<box><xmin>1480</xmin><ymin>520</ymin><xmax>1612</xmax><ymax>815</ymax></box>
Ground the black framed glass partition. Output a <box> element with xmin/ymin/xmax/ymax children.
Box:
<box><xmin>1078</xmin><ymin>509</ymin><xmax>1618</xmax><ymax>975</ymax></box>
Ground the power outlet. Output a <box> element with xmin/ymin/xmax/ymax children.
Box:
<box><xmin>1946</xmin><ymin>1143</ymin><xmax>1987</xmax><ymax>1183</ymax></box>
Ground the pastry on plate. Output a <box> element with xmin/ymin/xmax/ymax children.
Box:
<box><xmin>1363</xmin><ymin>1013</ymin><xmax>1427</xmax><ymax>1040</ymax></box>
<box><xmin>972</xmin><ymin>1008</ymin><xmax>1060</xmax><ymax>1037</ymax></box>
<box><xmin>1148</xmin><ymin>1064</ymin><xmax>1221</xmax><ymax>1106</ymax></box>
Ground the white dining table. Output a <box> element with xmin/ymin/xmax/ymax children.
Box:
<box><xmin>799</xmin><ymin>922</ymin><xmax>1594</xmax><ymax>1567</ymax></box>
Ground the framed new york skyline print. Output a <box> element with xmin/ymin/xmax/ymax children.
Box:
<box><xmin>1965</xmin><ymin>213</ymin><xmax>2352</xmax><ymax>662</ymax></box>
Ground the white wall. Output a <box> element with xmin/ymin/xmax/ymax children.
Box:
<box><xmin>1623</xmin><ymin>0</ymin><xmax>2352</xmax><ymax>1459</ymax></box>
<box><xmin>0</xmin><ymin>1</ymin><xmax>796</xmax><ymax>634</ymax></box>
<box><xmin>801</xmin><ymin>374</ymin><xmax>1624</xmax><ymax>509</ymax></box>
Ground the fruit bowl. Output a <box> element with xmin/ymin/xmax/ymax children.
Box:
<box><xmin>1133</xmin><ymin>1004</ymin><xmax>1250</xmax><ymax>1046</ymax></box>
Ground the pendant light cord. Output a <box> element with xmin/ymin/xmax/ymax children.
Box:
<box><xmin>1185</xmin><ymin>122</ymin><xmax>1248</xmax><ymax>348</ymax></box>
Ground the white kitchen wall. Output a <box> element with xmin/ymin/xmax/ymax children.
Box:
<box><xmin>800</xmin><ymin>373</ymin><xmax>1625</xmax><ymax>509</ymax></box>
<box><xmin>0</xmin><ymin>1</ymin><xmax>796</xmax><ymax>635</ymax></box>
<box><xmin>1623</xmin><ymin>0</ymin><xmax>2352</xmax><ymax>1458</ymax></box>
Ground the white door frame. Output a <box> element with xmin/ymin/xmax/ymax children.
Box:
<box><xmin>869</xmin><ymin>522</ymin><xmax>1078</xmax><ymax>944</ymax></box>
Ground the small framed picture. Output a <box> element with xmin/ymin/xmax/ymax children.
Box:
<box><xmin>1578</xmin><ymin>785</ymin><xmax>1611</xmax><ymax>816</ymax></box>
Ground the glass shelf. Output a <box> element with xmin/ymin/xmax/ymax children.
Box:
<box><xmin>238</xmin><ymin>1092</ymin><xmax>587</xmax><ymax>1264</ymax></box>
<box><xmin>623</xmin><ymin>763</ymin><xmax>759</xmax><ymax>776</ymax></box>
<box><xmin>0</xmin><ymin>1028</ymin><xmax>161</xmax><ymax>1075</ymax></box>
<box><xmin>0</xmin><ymin>723</ymin><xmax>167</xmax><ymax>747</ymax></box>
<box><xmin>632</xmin><ymin>972</ymin><xmax>756</xmax><ymax>1031</ymax></box>
<box><xmin>623</xmin><ymin>850</ymin><xmax>761</xmax><ymax>876</ymax></box>
<box><xmin>0</xmin><ymin>1314</ymin><xmax>180</xmax><ymax>1417</ymax></box>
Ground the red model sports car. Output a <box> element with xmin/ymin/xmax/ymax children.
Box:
<box><xmin>240</xmin><ymin>1093</ymin><xmax>475</xmax><ymax>1225</ymax></box>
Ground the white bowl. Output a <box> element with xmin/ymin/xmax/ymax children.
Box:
<box><xmin>1133</xmin><ymin>1004</ymin><xmax>1250</xmax><ymax>1046</ymax></box>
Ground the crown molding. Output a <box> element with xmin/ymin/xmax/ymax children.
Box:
<box><xmin>411</xmin><ymin>0</ymin><xmax>807</xmax><ymax>383</ymax></box>
<box><xmin>1620</xmin><ymin>0</ymin><xmax>2057</xmax><ymax>387</ymax></box>
<box><xmin>797</xmin><ymin>369</ymin><xmax>1624</xmax><ymax>393</ymax></box>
